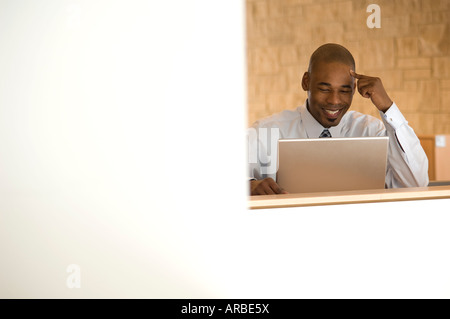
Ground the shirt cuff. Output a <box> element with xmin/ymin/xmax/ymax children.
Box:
<box><xmin>379</xmin><ymin>102</ymin><xmax>408</xmax><ymax>131</ymax></box>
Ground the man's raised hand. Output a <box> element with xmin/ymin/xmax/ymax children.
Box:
<box><xmin>350</xmin><ymin>70</ymin><xmax>393</xmax><ymax>113</ymax></box>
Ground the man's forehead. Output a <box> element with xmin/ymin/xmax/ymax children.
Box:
<box><xmin>311</xmin><ymin>61</ymin><xmax>353</xmax><ymax>73</ymax></box>
<box><xmin>310</xmin><ymin>62</ymin><xmax>354</xmax><ymax>82</ymax></box>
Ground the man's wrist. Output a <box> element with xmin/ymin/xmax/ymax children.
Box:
<box><xmin>377</xmin><ymin>99</ymin><xmax>393</xmax><ymax>113</ymax></box>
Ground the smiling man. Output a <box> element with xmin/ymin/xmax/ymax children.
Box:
<box><xmin>248</xmin><ymin>43</ymin><xmax>429</xmax><ymax>195</ymax></box>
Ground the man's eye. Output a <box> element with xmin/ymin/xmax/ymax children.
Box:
<box><xmin>341</xmin><ymin>90</ymin><xmax>351</xmax><ymax>94</ymax></box>
<box><xmin>319</xmin><ymin>88</ymin><xmax>330</xmax><ymax>92</ymax></box>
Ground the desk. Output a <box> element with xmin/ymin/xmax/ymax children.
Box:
<box><xmin>249</xmin><ymin>185</ymin><xmax>450</xmax><ymax>209</ymax></box>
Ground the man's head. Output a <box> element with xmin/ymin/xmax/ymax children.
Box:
<box><xmin>301</xmin><ymin>43</ymin><xmax>356</xmax><ymax>128</ymax></box>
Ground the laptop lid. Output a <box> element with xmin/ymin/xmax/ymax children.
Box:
<box><xmin>276</xmin><ymin>137</ymin><xmax>389</xmax><ymax>193</ymax></box>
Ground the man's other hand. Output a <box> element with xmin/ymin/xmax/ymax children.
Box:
<box><xmin>250</xmin><ymin>177</ymin><xmax>289</xmax><ymax>195</ymax></box>
<box><xmin>350</xmin><ymin>70</ymin><xmax>393</xmax><ymax>113</ymax></box>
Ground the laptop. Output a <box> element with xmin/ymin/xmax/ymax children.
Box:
<box><xmin>276</xmin><ymin>137</ymin><xmax>389</xmax><ymax>193</ymax></box>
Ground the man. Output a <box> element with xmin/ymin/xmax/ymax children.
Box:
<box><xmin>248</xmin><ymin>43</ymin><xmax>428</xmax><ymax>195</ymax></box>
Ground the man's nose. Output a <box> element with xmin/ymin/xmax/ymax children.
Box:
<box><xmin>326</xmin><ymin>91</ymin><xmax>341</xmax><ymax>106</ymax></box>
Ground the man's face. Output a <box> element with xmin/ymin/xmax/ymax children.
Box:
<box><xmin>302</xmin><ymin>62</ymin><xmax>355</xmax><ymax>128</ymax></box>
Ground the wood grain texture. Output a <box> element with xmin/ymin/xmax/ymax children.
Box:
<box><xmin>248</xmin><ymin>185</ymin><xmax>450</xmax><ymax>209</ymax></box>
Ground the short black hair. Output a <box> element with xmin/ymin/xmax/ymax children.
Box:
<box><xmin>308</xmin><ymin>43</ymin><xmax>355</xmax><ymax>73</ymax></box>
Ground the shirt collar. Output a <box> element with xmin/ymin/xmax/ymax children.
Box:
<box><xmin>299</xmin><ymin>100</ymin><xmax>344</xmax><ymax>138</ymax></box>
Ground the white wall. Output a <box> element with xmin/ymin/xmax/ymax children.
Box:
<box><xmin>1</xmin><ymin>0</ymin><xmax>450</xmax><ymax>298</ymax></box>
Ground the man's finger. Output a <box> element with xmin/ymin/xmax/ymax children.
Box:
<box><xmin>262</xmin><ymin>182</ymin><xmax>276</xmax><ymax>195</ymax></box>
<box><xmin>350</xmin><ymin>69</ymin><xmax>365</xmax><ymax>79</ymax></box>
<box><xmin>355</xmin><ymin>77</ymin><xmax>372</xmax><ymax>87</ymax></box>
<box><xmin>358</xmin><ymin>84</ymin><xmax>373</xmax><ymax>98</ymax></box>
<box><xmin>268</xmin><ymin>178</ymin><xmax>286</xmax><ymax>194</ymax></box>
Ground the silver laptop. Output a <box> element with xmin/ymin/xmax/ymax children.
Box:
<box><xmin>276</xmin><ymin>137</ymin><xmax>389</xmax><ymax>193</ymax></box>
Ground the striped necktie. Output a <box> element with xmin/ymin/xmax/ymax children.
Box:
<box><xmin>319</xmin><ymin>129</ymin><xmax>332</xmax><ymax>138</ymax></box>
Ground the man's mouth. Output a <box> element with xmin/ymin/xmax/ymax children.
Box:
<box><xmin>322</xmin><ymin>108</ymin><xmax>342</xmax><ymax>119</ymax></box>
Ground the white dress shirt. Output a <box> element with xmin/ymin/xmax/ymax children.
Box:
<box><xmin>248</xmin><ymin>100</ymin><xmax>429</xmax><ymax>188</ymax></box>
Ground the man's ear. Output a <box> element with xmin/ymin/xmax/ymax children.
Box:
<box><xmin>301</xmin><ymin>72</ymin><xmax>309</xmax><ymax>91</ymax></box>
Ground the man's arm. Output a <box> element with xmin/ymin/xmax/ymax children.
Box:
<box><xmin>380</xmin><ymin>104</ymin><xmax>429</xmax><ymax>187</ymax></box>
<box><xmin>350</xmin><ymin>70</ymin><xmax>429</xmax><ymax>187</ymax></box>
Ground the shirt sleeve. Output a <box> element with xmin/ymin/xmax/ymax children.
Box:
<box><xmin>379</xmin><ymin>102</ymin><xmax>429</xmax><ymax>188</ymax></box>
